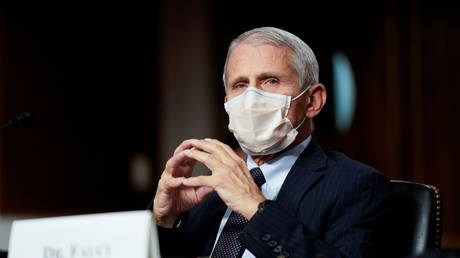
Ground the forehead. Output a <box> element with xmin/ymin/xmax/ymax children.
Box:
<box><xmin>226</xmin><ymin>43</ymin><xmax>294</xmax><ymax>78</ymax></box>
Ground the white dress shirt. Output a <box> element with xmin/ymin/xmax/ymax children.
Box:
<box><xmin>210</xmin><ymin>136</ymin><xmax>312</xmax><ymax>257</ymax></box>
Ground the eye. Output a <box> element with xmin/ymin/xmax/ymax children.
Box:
<box><xmin>264</xmin><ymin>78</ymin><xmax>279</xmax><ymax>86</ymax></box>
<box><xmin>233</xmin><ymin>83</ymin><xmax>247</xmax><ymax>89</ymax></box>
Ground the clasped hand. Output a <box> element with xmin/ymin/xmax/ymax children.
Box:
<box><xmin>153</xmin><ymin>138</ymin><xmax>266</xmax><ymax>228</ymax></box>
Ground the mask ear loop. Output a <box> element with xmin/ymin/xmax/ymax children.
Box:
<box><xmin>286</xmin><ymin>85</ymin><xmax>312</xmax><ymax>129</ymax></box>
<box><xmin>291</xmin><ymin>86</ymin><xmax>310</xmax><ymax>102</ymax></box>
<box><xmin>285</xmin><ymin>85</ymin><xmax>312</xmax><ymax>118</ymax></box>
<box><xmin>294</xmin><ymin>116</ymin><xmax>308</xmax><ymax>130</ymax></box>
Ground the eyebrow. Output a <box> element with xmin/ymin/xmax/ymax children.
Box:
<box><xmin>257</xmin><ymin>72</ymin><xmax>281</xmax><ymax>80</ymax></box>
<box><xmin>228</xmin><ymin>76</ymin><xmax>248</xmax><ymax>87</ymax></box>
<box><xmin>228</xmin><ymin>72</ymin><xmax>282</xmax><ymax>86</ymax></box>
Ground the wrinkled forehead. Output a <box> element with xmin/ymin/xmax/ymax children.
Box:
<box><xmin>229</xmin><ymin>40</ymin><xmax>295</xmax><ymax>61</ymax></box>
<box><xmin>226</xmin><ymin>43</ymin><xmax>297</xmax><ymax>79</ymax></box>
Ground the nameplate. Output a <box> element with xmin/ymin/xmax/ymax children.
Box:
<box><xmin>8</xmin><ymin>210</ymin><xmax>160</xmax><ymax>258</ymax></box>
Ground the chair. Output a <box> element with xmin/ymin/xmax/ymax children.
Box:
<box><xmin>389</xmin><ymin>180</ymin><xmax>443</xmax><ymax>258</ymax></box>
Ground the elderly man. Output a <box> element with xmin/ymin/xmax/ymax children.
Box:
<box><xmin>152</xmin><ymin>27</ymin><xmax>393</xmax><ymax>258</ymax></box>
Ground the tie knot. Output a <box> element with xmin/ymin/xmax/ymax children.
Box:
<box><xmin>250</xmin><ymin>167</ymin><xmax>266</xmax><ymax>188</ymax></box>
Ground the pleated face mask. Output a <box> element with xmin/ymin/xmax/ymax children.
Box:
<box><xmin>224</xmin><ymin>87</ymin><xmax>308</xmax><ymax>156</ymax></box>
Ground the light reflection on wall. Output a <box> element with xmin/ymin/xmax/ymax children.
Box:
<box><xmin>332</xmin><ymin>52</ymin><xmax>357</xmax><ymax>135</ymax></box>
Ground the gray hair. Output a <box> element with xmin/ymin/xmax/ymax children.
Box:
<box><xmin>222</xmin><ymin>27</ymin><xmax>319</xmax><ymax>91</ymax></box>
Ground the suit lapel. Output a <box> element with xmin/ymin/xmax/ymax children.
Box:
<box><xmin>276</xmin><ymin>139</ymin><xmax>328</xmax><ymax>213</ymax></box>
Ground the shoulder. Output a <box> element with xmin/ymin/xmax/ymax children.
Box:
<box><xmin>326</xmin><ymin>151</ymin><xmax>376</xmax><ymax>171</ymax></box>
<box><xmin>324</xmin><ymin>151</ymin><xmax>392</xmax><ymax>191</ymax></box>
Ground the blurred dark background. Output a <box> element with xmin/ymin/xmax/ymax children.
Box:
<box><xmin>0</xmin><ymin>0</ymin><xmax>459</xmax><ymax>249</ymax></box>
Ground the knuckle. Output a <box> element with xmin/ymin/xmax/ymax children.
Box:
<box><xmin>229</xmin><ymin>162</ymin><xmax>239</xmax><ymax>172</ymax></box>
<box><xmin>174</xmin><ymin>139</ymin><xmax>191</xmax><ymax>151</ymax></box>
<box><xmin>218</xmin><ymin>143</ymin><xmax>227</xmax><ymax>151</ymax></box>
<box><xmin>220</xmin><ymin>163</ymin><xmax>230</xmax><ymax>172</ymax></box>
<box><xmin>213</xmin><ymin>175</ymin><xmax>223</xmax><ymax>186</ymax></box>
<box><xmin>158</xmin><ymin>177</ymin><xmax>170</xmax><ymax>188</ymax></box>
<box><xmin>165</xmin><ymin>158</ymin><xmax>174</xmax><ymax>168</ymax></box>
<box><xmin>204</xmin><ymin>154</ymin><xmax>213</xmax><ymax>163</ymax></box>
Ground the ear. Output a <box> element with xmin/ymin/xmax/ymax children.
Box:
<box><xmin>224</xmin><ymin>95</ymin><xmax>228</xmax><ymax>102</ymax></box>
<box><xmin>306</xmin><ymin>83</ymin><xmax>327</xmax><ymax>119</ymax></box>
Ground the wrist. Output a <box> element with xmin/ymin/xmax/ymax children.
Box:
<box><xmin>240</xmin><ymin>196</ymin><xmax>266</xmax><ymax>220</ymax></box>
<box><xmin>250</xmin><ymin>199</ymin><xmax>273</xmax><ymax>221</ymax></box>
<box><xmin>154</xmin><ymin>212</ymin><xmax>178</xmax><ymax>228</ymax></box>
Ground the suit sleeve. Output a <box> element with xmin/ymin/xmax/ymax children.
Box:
<box><xmin>239</xmin><ymin>172</ymin><xmax>394</xmax><ymax>258</ymax></box>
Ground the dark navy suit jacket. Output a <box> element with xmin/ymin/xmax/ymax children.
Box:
<box><xmin>155</xmin><ymin>139</ymin><xmax>394</xmax><ymax>258</ymax></box>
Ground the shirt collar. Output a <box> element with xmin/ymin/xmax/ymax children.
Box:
<box><xmin>247</xmin><ymin>136</ymin><xmax>312</xmax><ymax>199</ymax></box>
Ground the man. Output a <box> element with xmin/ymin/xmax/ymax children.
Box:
<box><xmin>152</xmin><ymin>27</ymin><xmax>393</xmax><ymax>257</ymax></box>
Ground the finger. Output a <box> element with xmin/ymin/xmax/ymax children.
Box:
<box><xmin>173</xmin><ymin>139</ymin><xmax>198</xmax><ymax>155</ymax></box>
<box><xmin>204</xmin><ymin>138</ymin><xmax>244</xmax><ymax>162</ymax></box>
<box><xmin>183</xmin><ymin>148</ymin><xmax>219</xmax><ymax>171</ymax></box>
<box><xmin>189</xmin><ymin>139</ymin><xmax>229</xmax><ymax>162</ymax></box>
<box><xmin>183</xmin><ymin>175</ymin><xmax>215</xmax><ymax>188</ymax></box>
<box><xmin>160</xmin><ymin>176</ymin><xmax>185</xmax><ymax>188</ymax></box>
<box><xmin>164</xmin><ymin>151</ymin><xmax>187</xmax><ymax>169</ymax></box>
<box><xmin>202</xmin><ymin>138</ymin><xmax>248</xmax><ymax>174</ymax></box>
<box><xmin>163</xmin><ymin>151</ymin><xmax>196</xmax><ymax>176</ymax></box>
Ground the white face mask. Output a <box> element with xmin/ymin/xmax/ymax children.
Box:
<box><xmin>224</xmin><ymin>87</ymin><xmax>308</xmax><ymax>156</ymax></box>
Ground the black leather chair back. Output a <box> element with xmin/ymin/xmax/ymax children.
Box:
<box><xmin>390</xmin><ymin>180</ymin><xmax>443</xmax><ymax>258</ymax></box>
